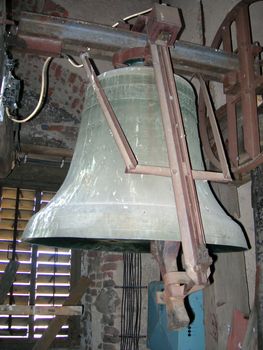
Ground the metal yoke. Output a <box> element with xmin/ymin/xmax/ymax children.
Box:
<box><xmin>80</xmin><ymin>4</ymin><xmax>232</xmax><ymax>328</ymax></box>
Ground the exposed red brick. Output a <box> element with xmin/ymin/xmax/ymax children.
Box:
<box><xmin>55</xmin><ymin>65</ymin><xmax>62</xmax><ymax>79</ymax></box>
<box><xmin>79</xmin><ymin>82</ymin><xmax>86</xmax><ymax>96</ymax></box>
<box><xmin>101</xmin><ymin>263</ymin><xmax>117</xmax><ymax>272</ymax></box>
<box><xmin>105</xmin><ymin>254</ymin><xmax>123</xmax><ymax>263</ymax></box>
<box><xmin>103</xmin><ymin>272</ymin><xmax>113</xmax><ymax>279</ymax></box>
<box><xmin>47</xmin><ymin>124</ymin><xmax>65</xmax><ymax>132</ymax></box>
<box><xmin>71</xmin><ymin>98</ymin><xmax>80</xmax><ymax>109</ymax></box>
<box><xmin>68</xmin><ymin>72</ymin><xmax>77</xmax><ymax>84</ymax></box>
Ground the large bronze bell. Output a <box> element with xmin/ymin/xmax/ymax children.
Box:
<box><xmin>22</xmin><ymin>67</ymin><xmax>247</xmax><ymax>252</ymax></box>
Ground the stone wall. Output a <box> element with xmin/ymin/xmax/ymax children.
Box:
<box><xmin>80</xmin><ymin>251</ymin><xmax>159</xmax><ymax>350</ymax></box>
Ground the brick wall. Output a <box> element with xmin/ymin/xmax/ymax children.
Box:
<box><xmin>80</xmin><ymin>251</ymin><xmax>160</xmax><ymax>350</ymax></box>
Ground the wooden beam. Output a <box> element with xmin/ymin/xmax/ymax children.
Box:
<box><xmin>0</xmin><ymin>305</ymin><xmax>82</xmax><ymax>316</ymax></box>
<box><xmin>0</xmin><ymin>117</ymin><xmax>14</xmax><ymax>179</ymax></box>
<box><xmin>33</xmin><ymin>276</ymin><xmax>90</xmax><ymax>350</ymax></box>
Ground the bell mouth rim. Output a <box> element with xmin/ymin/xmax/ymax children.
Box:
<box><xmin>24</xmin><ymin>237</ymin><xmax>247</xmax><ymax>253</ymax></box>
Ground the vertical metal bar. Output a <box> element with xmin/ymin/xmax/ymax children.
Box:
<box><xmin>150</xmin><ymin>43</ymin><xmax>210</xmax><ymax>285</ymax></box>
<box><xmin>222</xmin><ymin>26</ymin><xmax>239</xmax><ymax>167</ymax></box>
<box><xmin>236</xmin><ymin>5</ymin><xmax>260</xmax><ymax>159</ymax></box>
<box><xmin>28</xmin><ymin>190</ymin><xmax>41</xmax><ymax>340</ymax></box>
<box><xmin>199</xmin><ymin>76</ymin><xmax>231</xmax><ymax>179</ymax></box>
<box><xmin>198</xmin><ymin>100</ymin><xmax>222</xmax><ymax>170</ymax></box>
<box><xmin>226</xmin><ymin>100</ymin><xmax>239</xmax><ymax>166</ymax></box>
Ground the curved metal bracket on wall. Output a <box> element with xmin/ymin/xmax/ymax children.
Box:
<box><xmin>198</xmin><ymin>0</ymin><xmax>263</xmax><ymax>178</ymax></box>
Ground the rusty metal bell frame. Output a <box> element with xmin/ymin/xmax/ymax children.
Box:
<box><xmin>22</xmin><ymin>66</ymin><xmax>248</xmax><ymax>252</ymax></box>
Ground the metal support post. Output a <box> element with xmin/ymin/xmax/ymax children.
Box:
<box><xmin>150</xmin><ymin>42</ymin><xmax>211</xmax><ymax>286</ymax></box>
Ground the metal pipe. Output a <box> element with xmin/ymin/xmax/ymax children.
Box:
<box><xmin>10</xmin><ymin>12</ymin><xmax>240</xmax><ymax>82</ymax></box>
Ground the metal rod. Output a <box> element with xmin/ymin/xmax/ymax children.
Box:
<box><xmin>12</xmin><ymin>12</ymin><xmax>240</xmax><ymax>82</ymax></box>
<box><xmin>80</xmin><ymin>53</ymin><xmax>138</xmax><ymax>171</ymax></box>
<box><xmin>150</xmin><ymin>43</ymin><xmax>210</xmax><ymax>285</ymax></box>
<box><xmin>222</xmin><ymin>25</ymin><xmax>239</xmax><ymax>168</ymax></box>
<box><xmin>236</xmin><ymin>5</ymin><xmax>260</xmax><ymax>159</ymax></box>
<box><xmin>130</xmin><ymin>165</ymin><xmax>231</xmax><ymax>182</ymax></box>
<box><xmin>199</xmin><ymin>76</ymin><xmax>232</xmax><ymax>180</ymax></box>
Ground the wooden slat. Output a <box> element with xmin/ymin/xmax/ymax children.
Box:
<box><xmin>0</xmin><ymin>262</ymin><xmax>32</xmax><ymax>273</ymax></box>
<box><xmin>41</xmin><ymin>193</ymin><xmax>54</xmax><ymax>202</ymax></box>
<box><xmin>0</xmin><ymin>272</ymin><xmax>31</xmax><ymax>284</ymax></box>
<box><xmin>36</xmin><ymin>286</ymin><xmax>69</xmax><ymax>295</ymax></box>
<box><xmin>0</xmin><ymin>328</ymin><xmax>27</xmax><ymax>336</ymax></box>
<box><xmin>0</xmin><ymin>209</ymin><xmax>33</xmax><ymax>221</ymax></box>
<box><xmin>34</xmin><ymin>318</ymin><xmax>54</xmax><ymax>327</ymax></box>
<box><xmin>2</xmin><ymin>187</ymin><xmax>35</xmax><ymax>201</ymax></box>
<box><xmin>0</xmin><ymin>219</ymin><xmax>28</xmax><ymax>231</ymax></box>
<box><xmin>37</xmin><ymin>246</ymin><xmax>70</xmax><ymax>254</ymax></box>
<box><xmin>34</xmin><ymin>327</ymin><xmax>68</xmax><ymax>336</ymax></box>
<box><xmin>33</xmin><ymin>277</ymin><xmax>91</xmax><ymax>350</ymax></box>
<box><xmin>0</xmin><ymin>251</ymin><xmax>31</xmax><ymax>262</ymax></box>
<box><xmin>0</xmin><ymin>241</ymin><xmax>32</xmax><ymax>252</ymax></box>
<box><xmin>0</xmin><ymin>230</ymin><xmax>17</xmax><ymax>241</ymax></box>
<box><xmin>0</xmin><ymin>261</ymin><xmax>20</xmax><ymax>304</ymax></box>
<box><xmin>37</xmin><ymin>264</ymin><xmax>70</xmax><ymax>274</ymax></box>
<box><xmin>36</xmin><ymin>275</ymin><xmax>70</xmax><ymax>284</ymax></box>
<box><xmin>2</xmin><ymin>188</ymin><xmax>35</xmax><ymax>201</ymax></box>
<box><xmin>35</xmin><ymin>296</ymin><xmax>67</xmax><ymax>305</ymax></box>
<box><xmin>4</xmin><ymin>296</ymin><xmax>29</xmax><ymax>305</ymax></box>
<box><xmin>11</xmin><ymin>285</ymin><xmax>30</xmax><ymax>294</ymax></box>
<box><xmin>17</xmin><ymin>263</ymin><xmax>32</xmax><ymax>273</ymax></box>
<box><xmin>0</xmin><ymin>317</ymin><xmax>29</xmax><ymax>327</ymax></box>
<box><xmin>37</xmin><ymin>254</ymin><xmax>70</xmax><ymax>263</ymax></box>
<box><xmin>2</xmin><ymin>187</ymin><xmax>35</xmax><ymax>200</ymax></box>
<box><xmin>10</xmin><ymin>273</ymin><xmax>31</xmax><ymax>283</ymax></box>
<box><xmin>1</xmin><ymin>199</ymin><xmax>34</xmax><ymax>210</ymax></box>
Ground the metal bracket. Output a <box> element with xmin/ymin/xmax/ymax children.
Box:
<box><xmin>199</xmin><ymin>0</ymin><xmax>263</xmax><ymax>177</ymax></box>
<box><xmin>79</xmin><ymin>4</ymin><xmax>234</xmax><ymax>328</ymax></box>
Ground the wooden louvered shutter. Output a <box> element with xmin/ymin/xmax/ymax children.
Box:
<box><xmin>0</xmin><ymin>187</ymin><xmax>72</xmax><ymax>341</ymax></box>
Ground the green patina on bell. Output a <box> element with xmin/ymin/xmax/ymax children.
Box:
<box><xmin>22</xmin><ymin>67</ymin><xmax>248</xmax><ymax>252</ymax></box>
